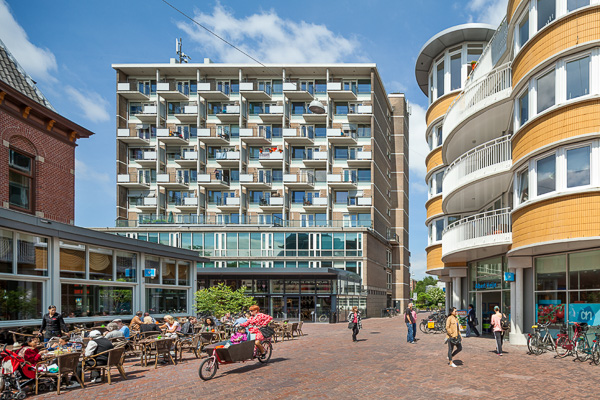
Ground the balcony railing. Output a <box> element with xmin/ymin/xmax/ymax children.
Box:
<box><xmin>240</xmin><ymin>173</ymin><xmax>272</xmax><ymax>185</ymax></box>
<box><xmin>117</xmin><ymin>216</ymin><xmax>373</xmax><ymax>228</ymax></box>
<box><xmin>214</xmin><ymin>151</ymin><xmax>240</xmax><ymax>161</ymax></box>
<box><xmin>284</xmin><ymin>172</ymin><xmax>315</xmax><ymax>185</ymax></box>
<box><xmin>304</xmin><ymin>151</ymin><xmax>328</xmax><ymax>161</ymax></box>
<box><xmin>442</xmin><ymin>208</ymin><xmax>512</xmax><ymax>257</ymax></box>
<box><xmin>443</xmin><ymin>135</ymin><xmax>511</xmax><ymax>196</ymax></box>
<box><xmin>443</xmin><ymin>63</ymin><xmax>512</xmax><ymax>141</ymax></box>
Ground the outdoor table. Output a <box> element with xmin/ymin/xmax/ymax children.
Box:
<box><xmin>137</xmin><ymin>338</ymin><xmax>158</xmax><ymax>367</ymax></box>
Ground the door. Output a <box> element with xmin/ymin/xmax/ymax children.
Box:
<box><xmin>316</xmin><ymin>296</ymin><xmax>332</xmax><ymax>323</ymax></box>
<box><xmin>301</xmin><ymin>296</ymin><xmax>315</xmax><ymax>322</ymax></box>
<box><xmin>285</xmin><ymin>297</ymin><xmax>300</xmax><ymax>320</ymax></box>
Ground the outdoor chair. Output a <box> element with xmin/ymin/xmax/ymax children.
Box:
<box><xmin>294</xmin><ymin>321</ymin><xmax>304</xmax><ymax>336</ymax></box>
<box><xmin>282</xmin><ymin>324</ymin><xmax>293</xmax><ymax>341</ymax></box>
<box><xmin>82</xmin><ymin>346</ymin><xmax>127</xmax><ymax>385</ymax></box>
<box><xmin>176</xmin><ymin>333</ymin><xmax>201</xmax><ymax>362</ymax></box>
<box><xmin>146</xmin><ymin>338</ymin><xmax>176</xmax><ymax>369</ymax></box>
<box><xmin>36</xmin><ymin>352</ymin><xmax>83</xmax><ymax>395</ymax></box>
<box><xmin>290</xmin><ymin>322</ymin><xmax>298</xmax><ymax>338</ymax></box>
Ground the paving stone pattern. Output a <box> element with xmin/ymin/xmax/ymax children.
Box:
<box><xmin>35</xmin><ymin>314</ymin><xmax>600</xmax><ymax>399</ymax></box>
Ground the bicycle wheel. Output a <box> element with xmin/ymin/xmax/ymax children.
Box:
<box><xmin>575</xmin><ymin>337</ymin><xmax>589</xmax><ymax>362</ymax></box>
<box><xmin>198</xmin><ymin>357</ymin><xmax>218</xmax><ymax>380</ymax></box>
<box><xmin>419</xmin><ymin>320</ymin><xmax>429</xmax><ymax>334</ymax></box>
<box><xmin>527</xmin><ymin>335</ymin><xmax>536</xmax><ymax>354</ymax></box>
<box><xmin>555</xmin><ymin>336</ymin><xmax>572</xmax><ymax>358</ymax></box>
<box><xmin>258</xmin><ymin>340</ymin><xmax>273</xmax><ymax>363</ymax></box>
<box><xmin>544</xmin><ymin>335</ymin><xmax>556</xmax><ymax>352</ymax></box>
<box><xmin>591</xmin><ymin>343</ymin><xmax>600</xmax><ymax>365</ymax></box>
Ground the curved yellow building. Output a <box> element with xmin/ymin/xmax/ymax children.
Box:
<box><xmin>417</xmin><ymin>2</ymin><xmax>600</xmax><ymax>344</ymax></box>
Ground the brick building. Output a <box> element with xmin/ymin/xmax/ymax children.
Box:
<box><xmin>0</xmin><ymin>40</ymin><xmax>93</xmax><ymax>224</ymax></box>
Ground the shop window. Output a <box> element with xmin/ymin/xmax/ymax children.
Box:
<box><xmin>536</xmin><ymin>292</ymin><xmax>566</xmax><ymax>326</ymax></box>
<box><xmin>566</xmin><ymin>146</ymin><xmax>590</xmax><ymax>188</ymax></box>
<box><xmin>89</xmin><ymin>247</ymin><xmax>113</xmax><ymax>281</ymax></box>
<box><xmin>145</xmin><ymin>288</ymin><xmax>187</xmax><ymax>314</ymax></box>
<box><xmin>270</xmin><ymin>280</ymin><xmax>284</xmax><ymax>293</ymax></box>
<box><xmin>0</xmin><ymin>230</ymin><xmax>13</xmax><ymax>274</ymax></box>
<box><xmin>178</xmin><ymin>262</ymin><xmax>190</xmax><ymax>285</ymax></box>
<box><xmin>145</xmin><ymin>256</ymin><xmax>160</xmax><ymax>284</ymax></box>
<box><xmin>536</xmin><ymin>69</ymin><xmax>555</xmax><ymax>113</ymax></box>
<box><xmin>535</xmin><ymin>254</ymin><xmax>566</xmax><ymax>291</ymax></box>
<box><xmin>60</xmin><ymin>241</ymin><xmax>86</xmax><ymax>279</ymax></box>
<box><xmin>62</xmin><ymin>284</ymin><xmax>133</xmax><ymax>317</ymax></box>
<box><xmin>0</xmin><ymin>280</ymin><xmax>43</xmax><ymax>320</ymax></box>
<box><xmin>163</xmin><ymin>260</ymin><xmax>176</xmax><ymax>285</ymax></box>
<box><xmin>569</xmin><ymin>250</ymin><xmax>600</xmax><ymax>290</ymax></box>
<box><xmin>285</xmin><ymin>280</ymin><xmax>299</xmax><ymax>294</ymax></box>
<box><xmin>301</xmin><ymin>280</ymin><xmax>316</xmax><ymax>293</ymax></box>
<box><xmin>116</xmin><ymin>251</ymin><xmax>136</xmax><ymax>282</ymax></box>
<box><xmin>16</xmin><ymin>234</ymin><xmax>48</xmax><ymax>276</ymax></box>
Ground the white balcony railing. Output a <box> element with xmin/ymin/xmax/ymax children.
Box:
<box><xmin>442</xmin><ymin>208</ymin><xmax>512</xmax><ymax>257</ymax></box>
<box><xmin>443</xmin><ymin>63</ymin><xmax>512</xmax><ymax>142</ymax></box>
<box><xmin>443</xmin><ymin>135</ymin><xmax>511</xmax><ymax>197</ymax></box>
<box><xmin>215</xmin><ymin>151</ymin><xmax>240</xmax><ymax>160</ymax></box>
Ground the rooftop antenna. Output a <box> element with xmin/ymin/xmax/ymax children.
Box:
<box><xmin>176</xmin><ymin>38</ymin><xmax>191</xmax><ymax>63</ymax></box>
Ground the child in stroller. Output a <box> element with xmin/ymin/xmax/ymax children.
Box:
<box><xmin>0</xmin><ymin>341</ymin><xmax>56</xmax><ymax>398</ymax></box>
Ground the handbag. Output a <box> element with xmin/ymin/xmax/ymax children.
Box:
<box><xmin>449</xmin><ymin>336</ymin><xmax>461</xmax><ymax>345</ymax></box>
<box><xmin>348</xmin><ymin>322</ymin><xmax>356</xmax><ymax>330</ymax></box>
<box><xmin>259</xmin><ymin>325</ymin><xmax>275</xmax><ymax>338</ymax></box>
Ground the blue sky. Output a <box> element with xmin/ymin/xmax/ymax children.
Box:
<box><xmin>1</xmin><ymin>0</ymin><xmax>506</xmax><ymax>279</ymax></box>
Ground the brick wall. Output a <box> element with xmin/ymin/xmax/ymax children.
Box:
<box><xmin>1</xmin><ymin>110</ymin><xmax>75</xmax><ymax>224</ymax></box>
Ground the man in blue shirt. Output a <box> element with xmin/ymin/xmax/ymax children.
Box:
<box><xmin>113</xmin><ymin>319</ymin><xmax>130</xmax><ymax>338</ymax></box>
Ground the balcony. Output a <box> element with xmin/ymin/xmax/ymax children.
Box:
<box><xmin>303</xmin><ymin>196</ymin><xmax>328</xmax><ymax>210</ymax></box>
<box><xmin>347</xmin><ymin>105</ymin><xmax>372</xmax><ymax>124</ymax></box>
<box><xmin>117</xmin><ymin>128</ymin><xmax>150</xmax><ymax>145</ymax></box>
<box><xmin>157</xmin><ymin>128</ymin><xmax>188</xmax><ymax>145</ymax></box>
<box><xmin>284</xmin><ymin>172</ymin><xmax>315</xmax><ymax>189</ymax></box>
<box><xmin>240</xmin><ymin>128</ymin><xmax>272</xmax><ymax>145</ymax></box>
<box><xmin>175</xmin><ymin>197</ymin><xmax>201</xmax><ymax>211</ymax></box>
<box><xmin>443</xmin><ymin>135</ymin><xmax>512</xmax><ymax>214</ymax></box>
<box><xmin>157</xmin><ymin>82</ymin><xmax>189</xmax><ymax>101</ymax></box>
<box><xmin>117</xmin><ymin>82</ymin><xmax>149</xmax><ymax>100</ymax></box>
<box><xmin>216</xmin><ymin>196</ymin><xmax>241</xmax><ymax>210</ymax></box>
<box><xmin>442</xmin><ymin>208</ymin><xmax>512</xmax><ymax>263</ymax></box>
<box><xmin>240</xmin><ymin>82</ymin><xmax>272</xmax><ymax>101</ymax></box>
<box><xmin>197</xmin><ymin>128</ymin><xmax>230</xmax><ymax>145</ymax></box>
<box><xmin>174</xmin><ymin>152</ymin><xmax>199</xmax><ymax>168</ymax></box>
<box><xmin>197</xmin><ymin>82</ymin><xmax>230</xmax><ymax>101</ymax></box>
<box><xmin>259</xmin><ymin>105</ymin><xmax>284</xmax><ymax>123</ymax></box>
<box><xmin>174</xmin><ymin>105</ymin><xmax>198</xmax><ymax>123</ymax></box>
<box><xmin>347</xmin><ymin>151</ymin><xmax>372</xmax><ymax>167</ymax></box>
<box><xmin>240</xmin><ymin>173</ymin><xmax>272</xmax><ymax>189</ymax></box>
<box><xmin>214</xmin><ymin>150</ymin><xmax>240</xmax><ymax>167</ymax></box>
<box><xmin>215</xmin><ymin>105</ymin><xmax>240</xmax><ymax>123</ymax></box>
<box><xmin>347</xmin><ymin>197</ymin><xmax>372</xmax><ymax>211</ymax></box>
<box><xmin>157</xmin><ymin>173</ymin><xmax>189</xmax><ymax>189</ymax></box>
<box><xmin>327</xmin><ymin>128</ymin><xmax>357</xmax><ymax>144</ymax></box>
<box><xmin>134</xmin><ymin>151</ymin><xmax>158</xmax><ymax>167</ymax></box>
<box><xmin>327</xmin><ymin>82</ymin><xmax>357</xmax><ymax>100</ymax></box>
<box><xmin>135</xmin><ymin>196</ymin><xmax>160</xmax><ymax>211</ymax></box>
<box><xmin>258</xmin><ymin>196</ymin><xmax>284</xmax><ymax>210</ymax></box>
<box><xmin>134</xmin><ymin>105</ymin><xmax>157</xmax><ymax>123</ymax></box>
<box><xmin>117</xmin><ymin>173</ymin><xmax>151</xmax><ymax>189</ymax></box>
<box><xmin>327</xmin><ymin>173</ymin><xmax>357</xmax><ymax>188</ymax></box>
<box><xmin>197</xmin><ymin>172</ymin><xmax>230</xmax><ymax>189</ymax></box>
<box><xmin>443</xmin><ymin>63</ymin><xmax>512</xmax><ymax>163</ymax></box>
<box><xmin>283</xmin><ymin>82</ymin><xmax>314</xmax><ymax>101</ymax></box>
<box><xmin>258</xmin><ymin>150</ymin><xmax>284</xmax><ymax>166</ymax></box>
<box><xmin>283</xmin><ymin>128</ymin><xmax>314</xmax><ymax>145</ymax></box>
<box><xmin>303</xmin><ymin>151</ymin><xmax>328</xmax><ymax>167</ymax></box>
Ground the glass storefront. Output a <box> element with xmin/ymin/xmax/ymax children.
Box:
<box><xmin>145</xmin><ymin>288</ymin><xmax>188</xmax><ymax>314</ymax></box>
<box><xmin>62</xmin><ymin>284</ymin><xmax>133</xmax><ymax>317</ymax></box>
<box><xmin>0</xmin><ymin>280</ymin><xmax>43</xmax><ymax>321</ymax></box>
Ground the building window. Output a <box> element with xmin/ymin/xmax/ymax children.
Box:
<box><xmin>435</xmin><ymin>170</ymin><xmax>444</xmax><ymax>195</ymax></box>
<box><xmin>436</xmin><ymin>61</ymin><xmax>445</xmax><ymax>98</ymax></box>
<box><xmin>60</xmin><ymin>241</ymin><xmax>86</xmax><ymax>279</ymax></box>
<box><xmin>566</xmin><ymin>145</ymin><xmax>590</xmax><ymax>188</ymax></box>
<box><xmin>0</xmin><ymin>280</ymin><xmax>43</xmax><ymax>320</ymax></box>
<box><xmin>518</xmin><ymin>91</ymin><xmax>529</xmax><ymax>126</ymax></box>
<box><xmin>435</xmin><ymin>219</ymin><xmax>444</xmax><ymax>242</ymax></box>
<box><xmin>436</xmin><ymin>126</ymin><xmax>443</xmax><ymax>147</ymax></box>
<box><xmin>568</xmin><ymin>0</ymin><xmax>589</xmax><ymax>12</ymax></box>
<box><xmin>450</xmin><ymin>53</ymin><xmax>462</xmax><ymax>91</ymax></box>
<box><xmin>537</xmin><ymin>69</ymin><xmax>555</xmax><ymax>113</ymax></box>
<box><xmin>8</xmin><ymin>149</ymin><xmax>34</xmax><ymax>212</ymax></box>
<box><xmin>518</xmin><ymin>14</ymin><xmax>529</xmax><ymax>48</ymax></box>
<box><xmin>566</xmin><ymin>56</ymin><xmax>589</xmax><ymax>100</ymax></box>
<box><xmin>537</xmin><ymin>0</ymin><xmax>555</xmax><ymax>31</ymax></box>
<box><xmin>62</xmin><ymin>284</ymin><xmax>133</xmax><ymax>317</ymax></box>
<box><xmin>536</xmin><ymin>154</ymin><xmax>556</xmax><ymax>196</ymax></box>
<box><xmin>516</xmin><ymin>168</ymin><xmax>529</xmax><ymax>204</ymax></box>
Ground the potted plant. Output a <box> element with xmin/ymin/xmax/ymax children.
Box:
<box><xmin>470</xmin><ymin>61</ymin><xmax>477</xmax><ymax>72</ymax></box>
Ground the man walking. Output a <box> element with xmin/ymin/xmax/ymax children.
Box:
<box><xmin>467</xmin><ymin>304</ymin><xmax>480</xmax><ymax>337</ymax></box>
<box><xmin>405</xmin><ymin>303</ymin><xmax>416</xmax><ymax>344</ymax></box>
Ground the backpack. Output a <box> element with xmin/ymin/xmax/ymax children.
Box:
<box><xmin>500</xmin><ymin>314</ymin><xmax>510</xmax><ymax>331</ymax></box>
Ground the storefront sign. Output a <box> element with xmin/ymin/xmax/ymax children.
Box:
<box><xmin>144</xmin><ymin>268</ymin><xmax>156</xmax><ymax>278</ymax></box>
<box><xmin>504</xmin><ymin>272</ymin><xmax>515</xmax><ymax>282</ymax></box>
<box><xmin>569</xmin><ymin>303</ymin><xmax>600</xmax><ymax>325</ymax></box>
<box><xmin>456</xmin><ymin>310</ymin><xmax>468</xmax><ymax>331</ymax></box>
<box><xmin>474</xmin><ymin>282</ymin><xmax>498</xmax><ymax>290</ymax></box>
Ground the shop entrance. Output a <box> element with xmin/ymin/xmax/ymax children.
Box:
<box><xmin>477</xmin><ymin>291</ymin><xmax>501</xmax><ymax>335</ymax></box>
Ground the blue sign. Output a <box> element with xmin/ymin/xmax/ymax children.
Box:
<box><xmin>504</xmin><ymin>272</ymin><xmax>515</xmax><ymax>282</ymax></box>
<box><xmin>569</xmin><ymin>303</ymin><xmax>600</xmax><ymax>325</ymax></box>
<box><xmin>474</xmin><ymin>282</ymin><xmax>498</xmax><ymax>290</ymax></box>
<box><xmin>144</xmin><ymin>268</ymin><xmax>156</xmax><ymax>278</ymax></box>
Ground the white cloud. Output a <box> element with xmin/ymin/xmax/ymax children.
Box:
<box><xmin>410</xmin><ymin>251</ymin><xmax>428</xmax><ymax>280</ymax></box>
<box><xmin>176</xmin><ymin>4</ymin><xmax>361</xmax><ymax>63</ymax></box>
<box><xmin>408</xmin><ymin>103</ymin><xmax>429</xmax><ymax>179</ymax></box>
<box><xmin>65</xmin><ymin>86</ymin><xmax>110</xmax><ymax>123</ymax></box>
<box><xmin>75</xmin><ymin>159</ymin><xmax>110</xmax><ymax>183</ymax></box>
<box><xmin>467</xmin><ymin>0</ymin><xmax>509</xmax><ymax>26</ymax></box>
<box><xmin>0</xmin><ymin>0</ymin><xmax>57</xmax><ymax>82</ymax></box>
<box><xmin>411</xmin><ymin>181</ymin><xmax>428</xmax><ymax>195</ymax></box>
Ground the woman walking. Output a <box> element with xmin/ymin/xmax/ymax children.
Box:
<box><xmin>348</xmin><ymin>306</ymin><xmax>362</xmax><ymax>342</ymax></box>
<box><xmin>446</xmin><ymin>307</ymin><xmax>462</xmax><ymax>367</ymax></box>
<box><xmin>491</xmin><ymin>306</ymin><xmax>504</xmax><ymax>355</ymax></box>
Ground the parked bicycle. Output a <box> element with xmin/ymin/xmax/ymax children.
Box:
<box><xmin>419</xmin><ymin>311</ymin><xmax>447</xmax><ymax>334</ymax></box>
<box><xmin>556</xmin><ymin>322</ymin><xmax>588</xmax><ymax>358</ymax></box>
<box><xmin>526</xmin><ymin>321</ymin><xmax>556</xmax><ymax>355</ymax></box>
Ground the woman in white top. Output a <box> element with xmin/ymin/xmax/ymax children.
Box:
<box><xmin>161</xmin><ymin>315</ymin><xmax>181</xmax><ymax>338</ymax></box>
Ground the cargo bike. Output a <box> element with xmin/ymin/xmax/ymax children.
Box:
<box><xmin>198</xmin><ymin>336</ymin><xmax>273</xmax><ymax>381</ymax></box>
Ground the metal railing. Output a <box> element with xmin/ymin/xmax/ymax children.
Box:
<box><xmin>443</xmin><ymin>135</ymin><xmax>511</xmax><ymax>195</ymax></box>
<box><xmin>442</xmin><ymin>208</ymin><xmax>512</xmax><ymax>256</ymax></box>
<box><xmin>116</xmin><ymin>216</ymin><xmax>373</xmax><ymax>228</ymax></box>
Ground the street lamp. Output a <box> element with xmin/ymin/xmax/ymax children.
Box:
<box><xmin>308</xmin><ymin>99</ymin><xmax>326</xmax><ymax>114</ymax></box>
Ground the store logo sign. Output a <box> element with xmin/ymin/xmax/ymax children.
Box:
<box><xmin>474</xmin><ymin>282</ymin><xmax>497</xmax><ymax>290</ymax></box>
<box><xmin>569</xmin><ymin>304</ymin><xmax>600</xmax><ymax>325</ymax></box>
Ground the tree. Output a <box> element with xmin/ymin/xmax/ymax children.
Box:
<box><xmin>427</xmin><ymin>287</ymin><xmax>445</xmax><ymax>307</ymax></box>
<box><xmin>414</xmin><ymin>276</ymin><xmax>438</xmax><ymax>296</ymax></box>
<box><xmin>194</xmin><ymin>283</ymin><xmax>254</xmax><ymax>318</ymax></box>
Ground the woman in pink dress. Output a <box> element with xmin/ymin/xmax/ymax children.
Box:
<box><xmin>241</xmin><ymin>305</ymin><xmax>273</xmax><ymax>354</ymax></box>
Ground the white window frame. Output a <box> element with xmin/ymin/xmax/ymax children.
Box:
<box><xmin>563</xmin><ymin>142</ymin><xmax>592</xmax><ymax>189</ymax></box>
<box><xmin>563</xmin><ymin>52</ymin><xmax>592</xmax><ymax>102</ymax></box>
<box><xmin>532</xmin><ymin>150</ymin><xmax>558</xmax><ymax>198</ymax></box>
<box><xmin>533</xmin><ymin>65</ymin><xmax>556</xmax><ymax>115</ymax></box>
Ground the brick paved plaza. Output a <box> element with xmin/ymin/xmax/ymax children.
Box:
<box><xmin>35</xmin><ymin>315</ymin><xmax>600</xmax><ymax>399</ymax></box>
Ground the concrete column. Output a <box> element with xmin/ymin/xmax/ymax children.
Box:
<box><xmin>508</xmin><ymin>257</ymin><xmax>531</xmax><ymax>345</ymax></box>
<box><xmin>445</xmin><ymin>282</ymin><xmax>451</xmax><ymax>314</ymax></box>
<box><xmin>452</xmin><ymin>277</ymin><xmax>461</xmax><ymax>309</ymax></box>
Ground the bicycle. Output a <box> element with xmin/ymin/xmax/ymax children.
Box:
<box><xmin>527</xmin><ymin>321</ymin><xmax>556</xmax><ymax>355</ymax></box>
<box><xmin>590</xmin><ymin>332</ymin><xmax>600</xmax><ymax>365</ymax></box>
<box><xmin>555</xmin><ymin>322</ymin><xmax>588</xmax><ymax>358</ymax></box>
<box><xmin>574</xmin><ymin>324</ymin><xmax>593</xmax><ymax>362</ymax></box>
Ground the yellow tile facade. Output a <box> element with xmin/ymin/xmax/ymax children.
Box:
<box><xmin>426</xmin><ymin>195</ymin><xmax>443</xmax><ymax>221</ymax></box>
<box><xmin>426</xmin><ymin>244</ymin><xmax>444</xmax><ymax>271</ymax></box>
<box><xmin>425</xmin><ymin>92</ymin><xmax>459</xmax><ymax>127</ymax></box>
<box><xmin>507</xmin><ymin>0</ymin><xmax>523</xmax><ymax>23</ymax></box>
<box><xmin>426</xmin><ymin>147</ymin><xmax>443</xmax><ymax>174</ymax></box>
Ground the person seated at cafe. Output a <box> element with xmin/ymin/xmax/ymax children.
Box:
<box><xmin>73</xmin><ymin>330</ymin><xmax>114</xmax><ymax>385</ymax></box>
<box><xmin>180</xmin><ymin>316</ymin><xmax>197</xmax><ymax>336</ymax></box>
<box><xmin>130</xmin><ymin>311</ymin><xmax>144</xmax><ymax>332</ymax></box>
<box><xmin>139</xmin><ymin>316</ymin><xmax>161</xmax><ymax>333</ymax></box>
<box><xmin>220</xmin><ymin>312</ymin><xmax>232</xmax><ymax>324</ymax></box>
<box><xmin>113</xmin><ymin>319</ymin><xmax>130</xmax><ymax>338</ymax></box>
<box><xmin>144</xmin><ymin>312</ymin><xmax>156</xmax><ymax>324</ymax></box>
<box><xmin>104</xmin><ymin>322</ymin><xmax>124</xmax><ymax>339</ymax></box>
<box><xmin>228</xmin><ymin>326</ymin><xmax>248</xmax><ymax>345</ymax></box>
<box><xmin>160</xmin><ymin>315</ymin><xmax>181</xmax><ymax>338</ymax></box>
<box><xmin>47</xmin><ymin>336</ymin><xmax>72</xmax><ymax>351</ymax></box>
<box><xmin>233</xmin><ymin>312</ymin><xmax>250</xmax><ymax>326</ymax></box>
<box><xmin>200</xmin><ymin>317</ymin><xmax>217</xmax><ymax>332</ymax></box>
<box><xmin>18</xmin><ymin>336</ymin><xmax>48</xmax><ymax>366</ymax></box>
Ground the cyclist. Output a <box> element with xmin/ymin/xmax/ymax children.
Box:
<box><xmin>241</xmin><ymin>305</ymin><xmax>273</xmax><ymax>355</ymax></box>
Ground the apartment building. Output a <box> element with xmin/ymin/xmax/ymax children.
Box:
<box><xmin>102</xmin><ymin>61</ymin><xmax>410</xmax><ymax>321</ymax></box>
<box><xmin>418</xmin><ymin>0</ymin><xmax>600</xmax><ymax>344</ymax></box>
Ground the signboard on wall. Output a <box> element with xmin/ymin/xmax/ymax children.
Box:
<box><xmin>504</xmin><ymin>272</ymin><xmax>515</xmax><ymax>282</ymax></box>
<box><xmin>569</xmin><ymin>303</ymin><xmax>600</xmax><ymax>325</ymax></box>
<box><xmin>456</xmin><ymin>309</ymin><xmax>468</xmax><ymax>332</ymax></box>
<box><xmin>474</xmin><ymin>282</ymin><xmax>498</xmax><ymax>290</ymax></box>
<box><xmin>144</xmin><ymin>269</ymin><xmax>156</xmax><ymax>278</ymax></box>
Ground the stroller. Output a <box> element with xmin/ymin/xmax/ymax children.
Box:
<box><xmin>0</xmin><ymin>344</ymin><xmax>55</xmax><ymax>399</ymax></box>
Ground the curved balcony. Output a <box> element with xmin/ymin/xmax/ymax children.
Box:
<box><xmin>442</xmin><ymin>63</ymin><xmax>512</xmax><ymax>164</ymax></box>
<box><xmin>442</xmin><ymin>135</ymin><xmax>512</xmax><ymax>214</ymax></box>
<box><xmin>442</xmin><ymin>208</ymin><xmax>512</xmax><ymax>263</ymax></box>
